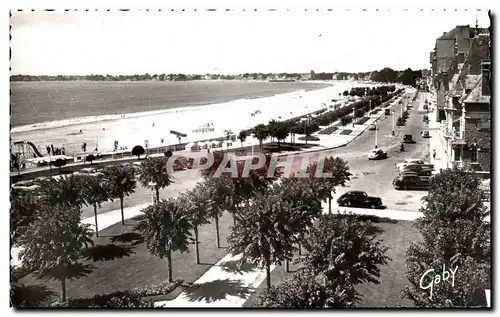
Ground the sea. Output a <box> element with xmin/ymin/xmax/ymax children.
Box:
<box><xmin>10</xmin><ymin>80</ymin><xmax>332</xmax><ymax>130</ymax></box>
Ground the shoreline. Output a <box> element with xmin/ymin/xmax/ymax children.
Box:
<box><xmin>10</xmin><ymin>81</ymin><xmax>372</xmax><ymax>155</ymax></box>
<box><xmin>11</xmin><ymin>80</ymin><xmax>335</xmax><ymax>134</ymax></box>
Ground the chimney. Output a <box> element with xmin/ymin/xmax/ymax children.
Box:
<box><xmin>482</xmin><ymin>61</ymin><xmax>491</xmax><ymax>96</ymax></box>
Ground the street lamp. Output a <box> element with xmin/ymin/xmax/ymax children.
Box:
<box><xmin>374</xmin><ymin>120</ymin><xmax>378</xmax><ymax>148</ymax></box>
<box><xmin>392</xmin><ymin>109</ymin><xmax>395</xmax><ymax>136</ymax></box>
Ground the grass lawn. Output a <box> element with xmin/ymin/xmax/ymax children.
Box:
<box><xmin>19</xmin><ymin>211</ymin><xmax>235</xmax><ymax>303</ymax></box>
<box><xmin>243</xmin><ymin>218</ymin><xmax>423</xmax><ymax>307</ymax></box>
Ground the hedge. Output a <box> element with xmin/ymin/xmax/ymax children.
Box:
<box><xmin>354</xmin><ymin>117</ymin><xmax>370</xmax><ymax>125</ymax></box>
<box><xmin>318</xmin><ymin>126</ymin><xmax>338</xmax><ymax>135</ymax></box>
<box><xmin>48</xmin><ymin>279</ymin><xmax>183</xmax><ymax>308</ymax></box>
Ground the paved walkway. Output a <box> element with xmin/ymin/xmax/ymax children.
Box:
<box><xmin>427</xmin><ymin>101</ymin><xmax>447</xmax><ymax>172</ymax></box>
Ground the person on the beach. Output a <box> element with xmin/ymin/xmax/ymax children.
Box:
<box><xmin>433</xmin><ymin>149</ymin><xmax>436</xmax><ymax>160</ymax></box>
<box><xmin>79</xmin><ymin>129</ymin><xmax>82</xmax><ymax>133</ymax></box>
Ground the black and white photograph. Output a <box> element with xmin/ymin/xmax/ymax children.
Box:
<box><xmin>8</xmin><ymin>5</ymin><xmax>492</xmax><ymax>309</ymax></box>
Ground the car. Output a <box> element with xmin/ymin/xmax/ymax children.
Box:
<box><xmin>403</xmin><ymin>134</ymin><xmax>416</xmax><ymax>143</ymax></box>
<box><xmin>368</xmin><ymin>149</ymin><xmax>387</xmax><ymax>160</ymax></box>
<box><xmin>421</xmin><ymin>130</ymin><xmax>430</xmax><ymax>138</ymax></box>
<box><xmin>336</xmin><ymin>191</ymin><xmax>383</xmax><ymax>209</ymax></box>
<box><xmin>368</xmin><ymin>124</ymin><xmax>378</xmax><ymax>131</ymax></box>
<box><xmin>400</xmin><ymin>164</ymin><xmax>434</xmax><ymax>174</ymax></box>
<box><xmin>423</xmin><ymin>115</ymin><xmax>429</xmax><ymax>122</ymax></box>
<box><xmin>384</xmin><ymin>109</ymin><xmax>391</xmax><ymax>115</ymax></box>
<box><xmin>396</xmin><ymin>159</ymin><xmax>428</xmax><ymax>171</ymax></box>
<box><xmin>73</xmin><ymin>167</ymin><xmax>104</xmax><ymax>177</ymax></box>
<box><xmin>393</xmin><ymin>175</ymin><xmax>429</xmax><ymax>190</ymax></box>
<box><xmin>11</xmin><ymin>180</ymin><xmax>40</xmax><ymax>193</ymax></box>
<box><xmin>423</xmin><ymin>104</ymin><xmax>428</xmax><ymax>110</ymax></box>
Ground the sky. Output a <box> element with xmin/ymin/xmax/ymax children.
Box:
<box><xmin>10</xmin><ymin>9</ymin><xmax>491</xmax><ymax>75</ymax></box>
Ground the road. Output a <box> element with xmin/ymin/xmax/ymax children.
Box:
<box><xmin>65</xmin><ymin>90</ymin><xmax>431</xmax><ymax>219</ymax></box>
<box><xmin>284</xmin><ymin>91</ymin><xmax>431</xmax><ymax>212</ymax></box>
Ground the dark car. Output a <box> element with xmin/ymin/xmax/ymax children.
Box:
<box><xmin>421</xmin><ymin>130</ymin><xmax>430</xmax><ymax>138</ymax></box>
<box><xmin>400</xmin><ymin>164</ymin><xmax>434</xmax><ymax>174</ymax></box>
<box><xmin>385</xmin><ymin>109</ymin><xmax>391</xmax><ymax>115</ymax></box>
<box><xmin>393</xmin><ymin>175</ymin><xmax>429</xmax><ymax>190</ymax></box>
<box><xmin>423</xmin><ymin>104</ymin><xmax>428</xmax><ymax>110</ymax></box>
<box><xmin>336</xmin><ymin>191</ymin><xmax>383</xmax><ymax>209</ymax></box>
<box><xmin>403</xmin><ymin>134</ymin><xmax>416</xmax><ymax>143</ymax></box>
<box><xmin>423</xmin><ymin>115</ymin><xmax>429</xmax><ymax>122</ymax></box>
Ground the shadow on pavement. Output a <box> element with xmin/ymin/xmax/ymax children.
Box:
<box><xmin>218</xmin><ymin>259</ymin><xmax>258</xmax><ymax>275</ymax></box>
<box><xmin>183</xmin><ymin>278</ymin><xmax>254</xmax><ymax>303</ymax></box>
<box><xmin>82</xmin><ymin>244</ymin><xmax>136</xmax><ymax>262</ymax></box>
<box><xmin>110</xmin><ymin>232</ymin><xmax>144</xmax><ymax>245</ymax></box>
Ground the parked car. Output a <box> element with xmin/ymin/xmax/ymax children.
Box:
<box><xmin>402</xmin><ymin>134</ymin><xmax>416</xmax><ymax>144</ymax></box>
<box><xmin>393</xmin><ymin>175</ymin><xmax>429</xmax><ymax>190</ymax></box>
<box><xmin>11</xmin><ymin>180</ymin><xmax>40</xmax><ymax>193</ymax></box>
<box><xmin>73</xmin><ymin>167</ymin><xmax>104</xmax><ymax>177</ymax></box>
<box><xmin>421</xmin><ymin>130</ymin><xmax>430</xmax><ymax>138</ymax></box>
<box><xmin>400</xmin><ymin>164</ymin><xmax>434</xmax><ymax>174</ymax></box>
<box><xmin>396</xmin><ymin>159</ymin><xmax>428</xmax><ymax>171</ymax></box>
<box><xmin>423</xmin><ymin>104</ymin><xmax>428</xmax><ymax>110</ymax></box>
<box><xmin>384</xmin><ymin>109</ymin><xmax>391</xmax><ymax>115</ymax></box>
<box><xmin>368</xmin><ymin>149</ymin><xmax>388</xmax><ymax>160</ymax></box>
<box><xmin>423</xmin><ymin>115</ymin><xmax>429</xmax><ymax>122</ymax></box>
<box><xmin>336</xmin><ymin>191</ymin><xmax>383</xmax><ymax>209</ymax></box>
<box><xmin>368</xmin><ymin>124</ymin><xmax>378</xmax><ymax>131</ymax></box>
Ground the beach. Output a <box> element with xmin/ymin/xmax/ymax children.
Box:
<box><xmin>10</xmin><ymin>80</ymin><xmax>374</xmax><ymax>155</ymax></box>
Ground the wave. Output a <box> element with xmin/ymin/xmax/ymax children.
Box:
<box><xmin>10</xmin><ymin>86</ymin><xmax>327</xmax><ymax>134</ymax></box>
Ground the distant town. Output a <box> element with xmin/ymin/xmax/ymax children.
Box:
<box><xmin>11</xmin><ymin>67</ymin><xmax>428</xmax><ymax>86</ymax></box>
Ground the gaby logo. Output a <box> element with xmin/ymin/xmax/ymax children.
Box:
<box><xmin>165</xmin><ymin>152</ymin><xmax>335</xmax><ymax>179</ymax></box>
<box><xmin>419</xmin><ymin>264</ymin><xmax>458</xmax><ymax>300</ymax></box>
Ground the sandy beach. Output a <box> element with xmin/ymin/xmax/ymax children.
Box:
<box><xmin>10</xmin><ymin>80</ymin><xmax>375</xmax><ymax>155</ymax></box>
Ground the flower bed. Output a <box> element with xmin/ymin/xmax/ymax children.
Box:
<box><xmin>318</xmin><ymin>126</ymin><xmax>339</xmax><ymax>135</ymax></box>
<box><xmin>339</xmin><ymin>129</ymin><xmax>353</xmax><ymax>135</ymax></box>
<box><xmin>298</xmin><ymin>135</ymin><xmax>320</xmax><ymax>141</ymax></box>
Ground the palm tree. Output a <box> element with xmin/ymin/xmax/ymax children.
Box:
<box><xmin>105</xmin><ymin>165</ymin><xmax>137</xmax><ymax>225</ymax></box>
<box><xmin>237</xmin><ymin>130</ymin><xmax>247</xmax><ymax>152</ymax></box>
<box><xmin>181</xmin><ymin>184</ymin><xmax>212</xmax><ymax>264</ymax></box>
<box><xmin>224</xmin><ymin>129</ymin><xmax>233</xmax><ymax>152</ymax></box>
<box><xmin>228</xmin><ymin>189</ymin><xmax>297</xmax><ymax>289</ymax></box>
<box><xmin>203</xmin><ymin>177</ymin><xmax>233</xmax><ymax>248</ymax></box>
<box><xmin>139</xmin><ymin>157</ymin><xmax>173</xmax><ymax>203</ymax></box>
<box><xmin>81</xmin><ymin>175</ymin><xmax>112</xmax><ymax>237</ymax></box>
<box><xmin>253</xmin><ymin>124</ymin><xmax>269</xmax><ymax>150</ymax></box>
<box><xmin>136</xmin><ymin>198</ymin><xmax>192</xmax><ymax>282</ymax></box>
<box><xmin>306</xmin><ymin>156</ymin><xmax>351</xmax><ymax>214</ymax></box>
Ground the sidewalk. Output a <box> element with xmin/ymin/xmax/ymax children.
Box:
<box><xmin>427</xmin><ymin>104</ymin><xmax>447</xmax><ymax>172</ymax></box>
<box><xmin>155</xmin><ymin>253</ymin><xmax>276</xmax><ymax>308</ymax></box>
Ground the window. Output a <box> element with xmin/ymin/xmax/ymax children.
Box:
<box><xmin>471</xmin><ymin>144</ymin><xmax>478</xmax><ymax>162</ymax></box>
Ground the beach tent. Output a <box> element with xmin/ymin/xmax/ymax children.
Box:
<box><xmin>209</xmin><ymin>140</ymin><xmax>219</xmax><ymax>148</ymax></box>
<box><xmin>186</xmin><ymin>142</ymin><xmax>201</xmax><ymax>152</ymax></box>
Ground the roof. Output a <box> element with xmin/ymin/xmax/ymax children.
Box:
<box><xmin>437</xmin><ymin>28</ymin><xmax>458</xmax><ymax>40</ymax></box>
<box><xmin>458</xmin><ymin>34</ymin><xmax>490</xmax><ymax>82</ymax></box>
<box><xmin>465</xmin><ymin>75</ymin><xmax>481</xmax><ymax>90</ymax></box>
<box><xmin>463</xmin><ymin>80</ymin><xmax>490</xmax><ymax>104</ymax></box>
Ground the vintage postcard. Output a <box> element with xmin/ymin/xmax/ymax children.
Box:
<box><xmin>9</xmin><ymin>8</ymin><xmax>491</xmax><ymax>309</ymax></box>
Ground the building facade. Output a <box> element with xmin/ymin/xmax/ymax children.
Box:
<box><xmin>438</xmin><ymin>32</ymin><xmax>491</xmax><ymax>174</ymax></box>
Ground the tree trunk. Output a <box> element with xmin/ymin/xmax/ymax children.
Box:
<box><xmin>285</xmin><ymin>259</ymin><xmax>290</xmax><ymax>273</ymax></box>
<box><xmin>120</xmin><ymin>197</ymin><xmax>125</xmax><ymax>225</ymax></box>
<box><xmin>194</xmin><ymin>225</ymin><xmax>200</xmax><ymax>265</ymax></box>
<box><xmin>215</xmin><ymin>214</ymin><xmax>221</xmax><ymax>248</ymax></box>
<box><xmin>94</xmin><ymin>203</ymin><xmax>99</xmax><ymax>237</ymax></box>
<box><xmin>167</xmin><ymin>247</ymin><xmax>173</xmax><ymax>282</ymax></box>
<box><xmin>155</xmin><ymin>187</ymin><xmax>160</xmax><ymax>203</ymax></box>
<box><xmin>266</xmin><ymin>261</ymin><xmax>271</xmax><ymax>289</ymax></box>
<box><xmin>298</xmin><ymin>242</ymin><xmax>302</xmax><ymax>256</ymax></box>
<box><xmin>60</xmin><ymin>276</ymin><xmax>66</xmax><ymax>302</ymax></box>
<box><xmin>328</xmin><ymin>196</ymin><xmax>332</xmax><ymax>214</ymax></box>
